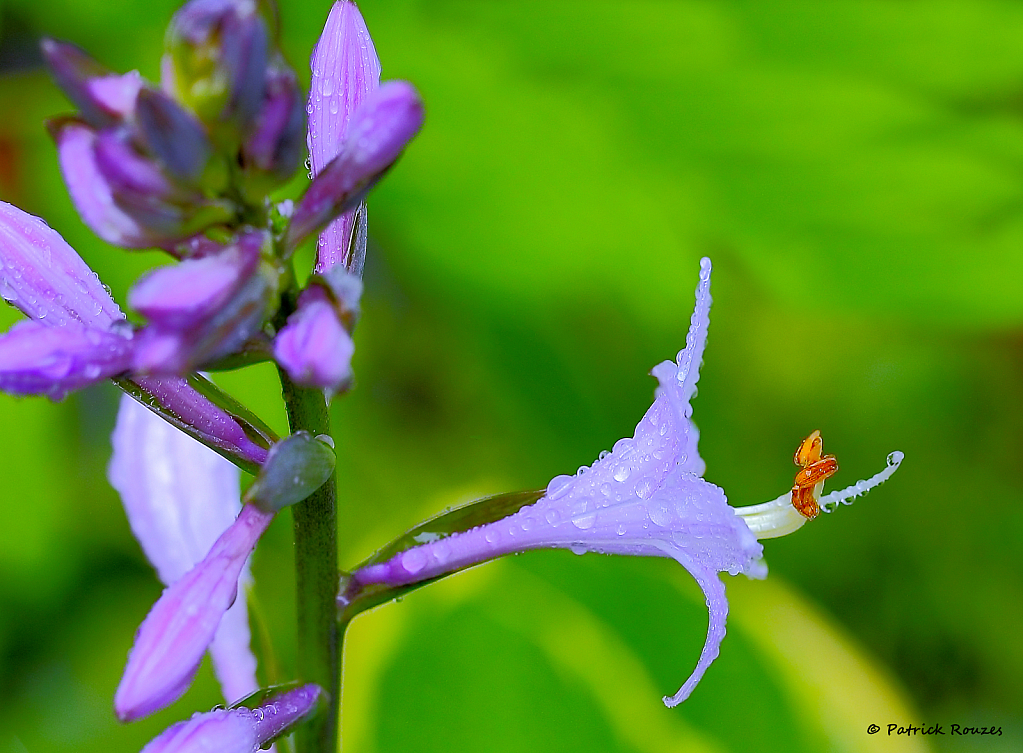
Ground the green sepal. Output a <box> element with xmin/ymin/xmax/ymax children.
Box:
<box><xmin>245</xmin><ymin>430</ymin><xmax>336</xmax><ymax>512</ymax></box>
<box><xmin>113</xmin><ymin>374</ymin><xmax>277</xmax><ymax>476</ymax></box>
<box><xmin>338</xmin><ymin>488</ymin><xmax>546</xmax><ymax>623</ymax></box>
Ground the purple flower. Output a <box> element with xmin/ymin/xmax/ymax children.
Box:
<box><xmin>51</xmin><ymin>117</ymin><xmax>229</xmax><ymax>250</ymax></box>
<box><xmin>273</xmin><ymin>290</ymin><xmax>355</xmax><ymax>391</ymax></box>
<box><xmin>129</xmin><ymin>231</ymin><xmax>274</xmax><ymax>374</ymax></box>
<box><xmin>240</xmin><ymin>60</ymin><xmax>306</xmax><ymax>187</ymax></box>
<box><xmin>0</xmin><ymin>200</ymin><xmax>271</xmax><ymax>468</ymax></box>
<box><xmin>40</xmin><ymin>39</ymin><xmax>143</xmax><ymax>127</ymax></box>
<box><xmin>140</xmin><ymin>684</ymin><xmax>322</xmax><ymax>753</ymax></box>
<box><xmin>163</xmin><ymin>0</ymin><xmax>270</xmax><ymax>140</ymax></box>
<box><xmin>347</xmin><ymin>258</ymin><xmax>903</xmax><ymax>706</ymax></box>
<box><xmin>0</xmin><ymin>320</ymin><xmax>133</xmax><ymax>400</ymax></box>
<box><xmin>0</xmin><ymin>200</ymin><xmax>124</xmax><ymax>328</ymax></box>
<box><xmin>109</xmin><ymin>394</ymin><xmax>259</xmax><ymax>703</ymax></box>
<box><xmin>115</xmin><ymin>502</ymin><xmax>274</xmax><ymax>721</ymax></box>
<box><xmin>274</xmin><ymin>268</ymin><xmax>361</xmax><ymax>393</ymax></box>
<box><xmin>285</xmin><ymin>81</ymin><xmax>424</xmax><ymax>253</ymax></box>
<box><xmin>308</xmin><ymin>0</ymin><xmax>381</xmax><ymax>275</ymax></box>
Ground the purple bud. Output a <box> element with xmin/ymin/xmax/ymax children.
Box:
<box><xmin>165</xmin><ymin>0</ymin><xmax>269</xmax><ymax>137</ymax></box>
<box><xmin>140</xmin><ymin>685</ymin><xmax>322</xmax><ymax>753</ymax></box>
<box><xmin>53</xmin><ymin>119</ymin><xmax>232</xmax><ymax>249</ymax></box>
<box><xmin>0</xmin><ymin>320</ymin><xmax>132</xmax><ymax>400</ymax></box>
<box><xmin>349</xmin><ymin>259</ymin><xmax>764</xmax><ymax>707</ymax></box>
<box><xmin>241</xmin><ymin>60</ymin><xmax>306</xmax><ymax>185</ymax></box>
<box><xmin>130</xmin><ymin>232</ymin><xmax>273</xmax><ymax>374</ymax></box>
<box><xmin>273</xmin><ymin>290</ymin><xmax>354</xmax><ymax>392</ymax></box>
<box><xmin>0</xmin><ymin>200</ymin><xmax>124</xmax><ymax>327</ymax></box>
<box><xmin>129</xmin><ymin>240</ymin><xmax>260</xmax><ymax>329</ymax></box>
<box><xmin>109</xmin><ymin>394</ymin><xmax>259</xmax><ymax>703</ymax></box>
<box><xmin>130</xmin><ymin>376</ymin><xmax>271</xmax><ymax>470</ymax></box>
<box><xmin>135</xmin><ymin>88</ymin><xmax>213</xmax><ymax>185</ymax></box>
<box><xmin>115</xmin><ymin>502</ymin><xmax>275</xmax><ymax>721</ymax></box>
<box><xmin>285</xmin><ymin>81</ymin><xmax>423</xmax><ymax>252</ymax></box>
<box><xmin>0</xmin><ymin>201</ymin><xmax>272</xmax><ymax>469</ymax></box>
<box><xmin>53</xmin><ymin>120</ymin><xmax>191</xmax><ymax>249</ymax></box>
<box><xmin>41</xmin><ymin>38</ymin><xmax>143</xmax><ymax>126</ymax></box>
<box><xmin>308</xmin><ymin>0</ymin><xmax>380</xmax><ymax>273</ymax></box>
<box><xmin>94</xmin><ymin>128</ymin><xmax>182</xmax><ymax>200</ymax></box>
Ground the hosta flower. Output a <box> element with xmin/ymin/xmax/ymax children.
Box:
<box><xmin>115</xmin><ymin>501</ymin><xmax>275</xmax><ymax>721</ymax></box>
<box><xmin>307</xmin><ymin>0</ymin><xmax>381</xmax><ymax>276</ymax></box>
<box><xmin>141</xmin><ymin>684</ymin><xmax>322</xmax><ymax>753</ymax></box>
<box><xmin>109</xmin><ymin>394</ymin><xmax>260</xmax><ymax>704</ymax></box>
<box><xmin>347</xmin><ymin>258</ymin><xmax>903</xmax><ymax>706</ymax></box>
<box><xmin>114</xmin><ymin>430</ymin><xmax>334</xmax><ymax>721</ymax></box>
<box><xmin>0</xmin><ymin>200</ymin><xmax>270</xmax><ymax>468</ymax></box>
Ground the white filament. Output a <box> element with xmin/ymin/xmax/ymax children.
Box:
<box><xmin>734</xmin><ymin>450</ymin><xmax>904</xmax><ymax>539</ymax></box>
<box><xmin>818</xmin><ymin>451</ymin><xmax>903</xmax><ymax>513</ymax></box>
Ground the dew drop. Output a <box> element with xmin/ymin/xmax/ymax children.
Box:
<box><xmin>546</xmin><ymin>474</ymin><xmax>574</xmax><ymax>500</ymax></box>
<box><xmin>401</xmin><ymin>548</ymin><xmax>427</xmax><ymax>575</ymax></box>
<box><xmin>648</xmin><ymin>500</ymin><xmax>672</xmax><ymax>527</ymax></box>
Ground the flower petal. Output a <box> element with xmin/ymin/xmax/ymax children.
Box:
<box><xmin>0</xmin><ymin>200</ymin><xmax>124</xmax><ymax>327</ymax></box>
<box><xmin>115</xmin><ymin>503</ymin><xmax>273</xmax><ymax>721</ymax></box>
<box><xmin>308</xmin><ymin>0</ymin><xmax>381</xmax><ymax>272</ymax></box>
<box><xmin>0</xmin><ymin>320</ymin><xmax>132</xmax><ymax>399</ymax></box>
<box><xmin>109</xmin><ymin>394</ymin><xmax>260</xmax><ymax>703</ymax></box>
<box><xmin>141</xmin><ymin>685</ymin><xmax>322</xmax><ymax>753</ymax></box>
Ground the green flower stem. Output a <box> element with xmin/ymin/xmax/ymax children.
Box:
<box><xmin>280</xmin><ymin>372</ymin><xmax>340</xmax><ymax>753</ymax></box>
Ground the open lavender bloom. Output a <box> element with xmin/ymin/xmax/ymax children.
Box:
<box><xmin>109</xmin><ymin>394</ymin><xmax>260</xmax><ymax>704</ymax></box>
<box><xmin>140</xmin><ymin>684</ymin><xmax>322</xmax><ymax>753</ymax></box>
<box><xmin>115</xmin><ymin>501</ymin><xmax>274</xmax><ymax>721</ymax></box>
<box><xmin>346</xmin><ymin>258</ymin><xmax>903</xmax><ymax>706</ymax></box>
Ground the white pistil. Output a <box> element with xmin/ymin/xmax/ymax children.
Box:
<box><xmin>734</xmin><ymin>450</ymin><xmax>904</xmax><ymax>540</ymax></box>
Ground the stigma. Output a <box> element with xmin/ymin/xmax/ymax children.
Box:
<box><xmin>734</xmin><ymin>431</ymin><xmax>904</xmax><ymax>540</ymax></box>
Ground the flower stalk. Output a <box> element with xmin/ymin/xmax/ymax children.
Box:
<box><xmin>279</xmin><ymin>368</ymin><xmax>340</xmax><ymax>753</ymax></box>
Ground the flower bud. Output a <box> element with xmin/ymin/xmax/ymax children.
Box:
<box><xmin>41</xmin><ymin>38</ymin><xmax>142</xmax><ymax>127</ymax></box>
<box><xmin>244</xmin><ymin>431</ymin><xmax>336</xmax><ymax>513</ymax></box>
<box><xmin>273</xmin><ymin>270</ymin><xmax>361</xmax><ymax>392</ymax></box>
<box><xmin>0</xmin><ymin>320</ymin><xmax>132</xmax><ymax>400</ymax></box>
<box><xmin>308</xmin><ymin>0</ymin><xmax>381</xmax><ymax>273</ymax></box>
<box><xmin>130</xmin><ymin>232</ymin><xmax>277</xmax><ymax>374</ymax></box>
<box><xmin>284</xmin><ymin>81</ymin><xmax>423</xmax><ymax>252</ymax></box>
<box><xmin>52</xmin><ymin>120</ymin><xmax>232</xmax><ymax>249</ymax></box>
<box><xmin>164</xmin><ymin>0</ymin><xmax>270</xmax><ymax>145</ymax></box>
<box><xmin>115</xmin><ymin>503</ymin><xmax>275</xmax><ymax>721</ymax></box>
<box><xmin>239</xmin><ymin>59</ymin><xmax>306</xmax><ymax>192</ymax></box>
<box><xmin>135</xmin><ymin>87</ymin><xmax>215</xmax><ymax>186</ymax></box>
<box><xmin>0</xmin><ymin>200</ymin><xmax>124</xmax><ymax>328</ymax></box>
<box><xmin>140</xmin><ymin>685</ymin><xmax>322</xmax><ymax>753</ymax></box>
<box><xmin>129</xmin><ymin>239</ymin><xmax>260</xmax><ymax>329</ymax></box>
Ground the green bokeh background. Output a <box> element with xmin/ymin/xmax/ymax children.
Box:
<box><xmin>1</xmin><ymin>1</ymin><xmax>1021</xmax><ymax>751</ymax></box>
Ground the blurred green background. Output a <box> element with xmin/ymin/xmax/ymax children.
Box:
<box><xmin>1</xmin><ymin>1</ymin><xmax>1022</xmax><ymax>751</ymax></box>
